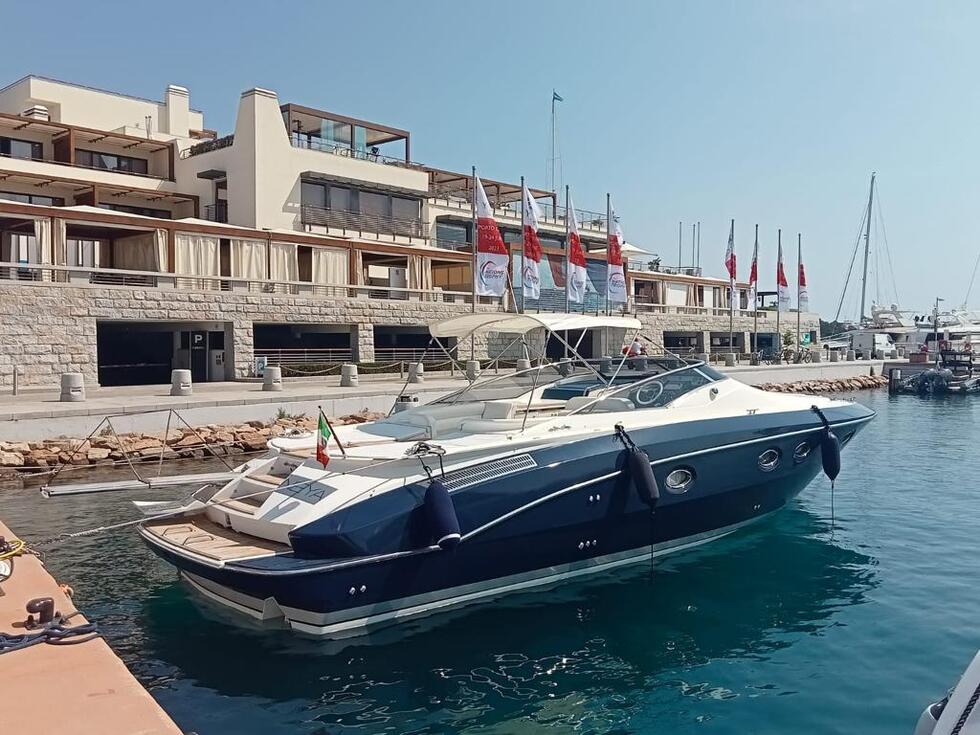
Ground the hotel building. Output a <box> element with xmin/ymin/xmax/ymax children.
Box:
<box><xmin>0</xmin><ymin>76</ymin><xmax>817</xmax><ymax>389</ymax></box>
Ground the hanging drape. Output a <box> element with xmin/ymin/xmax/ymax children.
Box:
<box><xmin>351</xmin><ymin>248</ymin><xmax>364</xmax><ymax>285</ymax></box>
<box><xmin>311</xmin><ymin>246</ymin><xmax>349</xmax><ymax>297</ymax></box>
<box><xmin>270</xmin><ymin>242</ymin><xmax>298</xmax><ymax>293</ymax></box>
<box><xmin>154</xmin><ymin>229</ymin><xmax>168</xmax><ymax>273</ymax></box>
<box><xmin>174</xmin><ymin>232</ymin><xmax>220</xmax><ymax>289</ymax></box>
<box><xmin>685</xmin><ymin>284</ymin><xmax>696</xmax><ymax>307</ymax></box>
<box><xmin>33</xmin><ymin>218</ymin><xmax>52</xmax><ymax>280</ymax></box>
<box><xmin>653</xmin><ymin>280</ymin><xmax>665</xmax><ymax>304</ymax></box>
<box><xmin>230</xmin><ymin>238</ymin><xmax>268</xmax><ymax>281</ymax></box>
<box><xmin>407</xmin><ymin>254</ymin><xmax>433</xmax><ymax>299</ymax></box>
<box><xmin>114</xmin><ymin>233</ymin><xmax>160</xmax><ymax>271</ymax></box>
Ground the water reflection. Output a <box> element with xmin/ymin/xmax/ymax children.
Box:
<box><xmin>130</xmin><ymin>506</ymin><xmax>875</xmax><ymax>734</ymax></box>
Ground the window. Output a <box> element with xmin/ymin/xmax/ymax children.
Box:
<box><xmin>435</xmin><ymin>222</ymin><xmax>469</xmax><ymax>249</ymax></box>
<box><xmin>0</xmin><ymin>191</ymin><xmax>64</xmax><ymax>206</ymax></box>
<box><xmin>0</xmin><ymin>137</ymin><xmax>42</xmax><ymax>161</ymax></box>
<box><xmin>99</xmin><ymin>204</ymin><xmax>170</xmax><ymax>219</ymax></box>
<box><xmin>359</xmin><ymin>191</ymin><xmax>388</xmax><ymax>218</ymax></box>
<box><xmin>301</xmin><ymin>181</ymin><xmax>327</xmax><ymax>208</ymax></box>
<box><xmin>76</xmin><ymin>149</ymin><xmax>149</xmax><ymax>175</ymax></box>
<box><xmin>391</xmin><ymin>196</ymin><xmax>418</xmax><ymax>222</ymax></box>
<box><xmin>330</xmin><ymin>186</ymin><xmax>352</xmax><ymax>211</ymax></box>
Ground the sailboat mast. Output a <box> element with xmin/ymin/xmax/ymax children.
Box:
<box><xmin>859</xmin><ymin>172</ymin><xmax>876</xmax><ymax>322</ymax></box>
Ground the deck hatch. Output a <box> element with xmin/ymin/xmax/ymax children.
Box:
<box><xmin>442</xmin><ymin>454</ymin><xmax>537</xmax><ymax>491</ymax></box>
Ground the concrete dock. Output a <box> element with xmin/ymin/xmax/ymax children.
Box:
<box><xmin>0</xmin><ymin>360</ymin><xmax>889</xmax><ymax>441</ymax></box>
<box><xmin>0</xmin><ymin>520</ymin><xmax>182</xmax><ymax>734</ymax></box>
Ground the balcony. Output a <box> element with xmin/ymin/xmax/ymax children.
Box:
<box><xmin>300</xmin><ymin>203</ymin><xmax>426</xmax><ymax>241</ymax></box>
<box><xmin>282</xmin><ymin>103</ymin><xmax>413</xmax><ymax>168</ymax></box>
<box><xmin>289</xmin><ymin>135</ymin><xmax>418</xmax><ymax>169</ymax></box>
<box><xmin>180</xmin><ymin>134</ymin><xmax>234</xmax><ymax>159</ymax></box>
<box><xmin>204</xmin><ymin>202</ymin><xmax>228</xmax><ymax>223</ymax></box>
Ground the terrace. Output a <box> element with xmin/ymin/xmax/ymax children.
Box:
<box><xmin>281</xmin><ymin>103</ymin><xmax>414</xmax><ymax>168</ymax></box>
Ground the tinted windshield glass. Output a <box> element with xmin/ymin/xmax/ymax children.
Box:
<box><xmin>574</xmin><ymin>365</ymin><xmax>719</xmax><ymax>412</ymax></box>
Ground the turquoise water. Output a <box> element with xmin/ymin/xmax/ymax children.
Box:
<box><xmin>4</xmin><ymin>390</ymin><xmax>979</xmax><ymax>734</ymax></box>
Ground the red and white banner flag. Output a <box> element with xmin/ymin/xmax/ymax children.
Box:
<box><xmin>474</xmin><ymin>175</ymin><xmax>508</xmax><ymax>297</ymax></box>
<box><xmin>776</xmin><ymin>240</ymin><xmax>790</xmax><ymax>311</ymax></box>
<box><xmin>748</xmin><ymin>234</ymin><xmax>759</xmax><ymax>311</ymax></box>
<box><xmin>606</xmin><ymin>201</ymin><xmax>627</xmax><ymax>304</ymax></box>
<box><xmin>567</xmin><ymin>196</ymin><xmax>587</xmax><ymax>304</ymax></box>
<box><xmin>521</xmin><ymin>182</ymin><xmax>542</xmax><ymax>301</ymax></box>
<box><xmin>725</xmin><ymin>220</ymin><xmax>737</xmax><ymax>311</ymax></box>
<box><xmin>798</xmin><ymin>249</ymin><xmax>809</xmax><ymax>312</ymax></box>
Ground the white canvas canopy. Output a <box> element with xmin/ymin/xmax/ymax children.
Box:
<box><xmin>429</xmin><ymin>313</ymin><xmax>641</xmax><ymax>339</ymax></box>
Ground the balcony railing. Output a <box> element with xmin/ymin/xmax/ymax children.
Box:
<box><xmin>300</xmin><ymin>203</ymin><xmax>426</xmax><ymax>241</ymax></box>
<box><xmin>204</xmin><ymin>202</ymin><xmax>228</xmax><ymax>223</ymax></box>
<box><xmin>290</xmin><ymin>134</ymin><xmax>417</xmax><ymax>169</ymax></box>
<box><xmin>428</xmin><ymin>192</ymin><xmax>607</xmax><ymax>233</ymax></box>
<box><xmin>0</xmin><ymin>151</ymin><xmax>170</xmax><ymax>181</ymax></box>
<box><xmin>255</xmin><ymin>347</ymin><xmax>354</xmax><ymax>366</ymax></box>
<box><xmin>633</xmin><ymin>300</ymin><xmax>765</xmax><ymax>319</ymax></box>
<box><xmin>180</xmin><ymin>135</ymin><xmax>234</xmax><ymax>159</ymax></box>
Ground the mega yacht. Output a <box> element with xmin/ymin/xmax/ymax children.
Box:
<box><xmin>139</xmin><ymin>314</ymin><xmax>875</xmax><ymax>637</ymax></box>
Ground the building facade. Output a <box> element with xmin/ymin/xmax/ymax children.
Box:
<box><xmin>0</xmin><ymin>76</ymin><xmax>818</xmax><ymax>389</ymax></box>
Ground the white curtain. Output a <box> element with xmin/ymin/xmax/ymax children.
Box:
<box><xmin>270</xmin><ymin>242</ymin><xmax>298</xmax><ymax>292</ymax></box>
<box><xmin>175</xmin><ymin>232</ymin><xmax>220</xmax><ymax>289</ymax></box>
<box><xmin>114</xmin><ymin>233</ymin><xmax>160</xmax><ymax>271</ymax></box>
<box><xmin>34</xmin><ymin>218</ymin><xmax>52</xmax><ymax>281</ymax></box>
<box><xmin>154</xmin><ymin>229</ymin><xmax>169</xmax><ymax>273</ymax></box>
<box><xmin>311</xmin><ymin>246</ymin><xmax>349</xmax><ymax>296</ymax></box>
<box><xmin>230</xmin><ymin>238</ymin><xmax>268</xmax><ymax>281</ymax></box>
<box><xmin>407</xmin><ymin>254</ymin><xmax>433</xmax><ymax>299</ymax></box>
<box><xmin>51</xmin><ymin>219</ymin><xmax>67</xmax><ymax>266</ymax></box>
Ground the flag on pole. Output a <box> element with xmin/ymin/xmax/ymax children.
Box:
<box><xmin>521</xmin><ymin>182</ymin><xmax>542</xmax><ymax>301</ymax></box>
<box><xmin>748</xmin><ymin>234</ymin><xmax>759</xmax><ymax>311</ymax></box>
<box><xmin>725</xmin><ymin>220</ymin><xmax>737</xmax><ymax>311</ymax></box>
<box><xmin>473</xmin><ymin>175</ymin><xmax>508</xmax><ymax>297</ymax></box>
<box><xmin>606</xmin><ymin>200</ymin><xmax>627</xmax><ymax>304</ymax></box>
<box><xmin>798</xmin><ymin>250</ymin><xmax>809</xmax><ymax>312</ymax></box>
<box><xmin>776</xmin><ymin>240</ymin><xmax>790</xmax><ymax>311</ymax></box>
<box><xmin>567</xmin><ymin>195</ymin><xmax>587</xmax><ymax>303</ymax></box>
<box><xmin>316</xmin><ymin>411</ymin><xmax>331</xmax><ymax>467</ymax></box>
<box><xmin>553</xmin><ymin>90</ymin><xmax>564</xmax><ymax>102</ymax></box>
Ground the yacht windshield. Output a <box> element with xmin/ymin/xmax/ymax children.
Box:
<box><xmin>569</xmin><ymin>363</ymin><xmax>723</xmax><ymax>413</ymax></box>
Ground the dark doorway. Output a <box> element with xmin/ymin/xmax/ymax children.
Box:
<box><xmin>97</xmin><ymin>324</ymin><xmax>174</xmax><ymax>386</ymax></box>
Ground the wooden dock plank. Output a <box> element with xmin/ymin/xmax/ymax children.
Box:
<box><xmin>0</xmin><ymin>520</ymin><xmax>183</xmax><ymax>735</ymax></box>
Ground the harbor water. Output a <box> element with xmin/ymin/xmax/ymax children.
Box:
<box><xmin>3</xmin><ymin>389</ymin><xmax>978</xmax><ymax>734</ymax></box>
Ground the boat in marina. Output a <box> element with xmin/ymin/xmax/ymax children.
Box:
<box><xmin>138</xmin><ymin>313</ymin><xmax>875</xmax><ymax>637</ymax></box>
<box><xmin>915</xmin><ymin>649</ymin><xmax>980</xmax><ymax>735</ymax></box>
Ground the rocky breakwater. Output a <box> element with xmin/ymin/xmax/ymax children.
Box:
<box><xmin>757</xmin><ymin>374</ymin><xmax>888</xmax><ymax>394</ymax></box>
<box><xmin>0</xmin><ymin>411</ymin><xmax>383</xmax><ymax>478</ymax></box>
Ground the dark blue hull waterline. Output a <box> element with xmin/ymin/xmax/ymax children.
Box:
<box><xmin>143</xmin><ymin>403</ymin><xmax>874</xmax><ymax>635</ymax></box>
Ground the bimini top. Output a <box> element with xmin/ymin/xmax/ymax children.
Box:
<box><xmin>429</xmin><ymin>312</ymin><xmax>642</xmax><ymax>339</ymax></box>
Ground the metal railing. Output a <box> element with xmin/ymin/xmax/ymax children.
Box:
<box><xmin>428</xmin><ymin>193</ymin><xmax>608</xmax><ymax>233</ymax></box>
<box><xmin>300</xmin><ymin>203</ymin><xmax>426</xmax><ymax>241</ymax></box>
<box><xmin>632</xmin><ymin>300</ymin><xmax>767</xmax><ymax>319</ymax></box>
<box><xmin>255</xmin><ymin>347</ymin><xmax>354</xmax><ymax>366</ymax></box>
<box><xmin>180</xmin><ymin>135</ymin><xmax>234</xmax><ymax>159</ymax></box>
<box><xmin>0</xmin><ymin>151</ymin><xmax>170</xmax><ymax>181</ymax></box>
<box><xmin>204</xmin><ymin>202</ymin><xmax>228</xmax><ymax>223</ymax></box>
<box><xmin>289</xmin><ymin>135</ymin><xmax>417</xmax><ymax>169</ymax></box>
<box><xmin>0</xmin><ymin>261</ymin><xmax>486</xmax><ymax>306</ymax></box>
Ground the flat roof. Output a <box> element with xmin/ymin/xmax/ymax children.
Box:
<box><xmin>0</xmin><ymin>74</ymin><xmax>202</xmax><ymax>113</ymax></box>
<box><xmin>281</xmin><ymin>103</ymin><xmax>409</xmax><ymax>146</ymax></box>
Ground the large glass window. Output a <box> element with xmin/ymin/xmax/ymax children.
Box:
<box><xmin>435</xmin><ymin>222</ymin><xmax>469</xmax><ymax>249</ymax></box>
<box><xmin>0</xmin><ymin>137</ymin><xmax>42</xmax><ymax>160</ymax></box>
<box><xmin>330</xmin><ymin>186</ymin><xmax>352</xmax><ymax>211</ymax></box>
<box><xmin>301</xmin><ymin>181</ymin><xmax>327</xmax><ymax>208</ymax></box>
<box><xmin>359</xmin><ymin>191</ymin><xmax>388</xmax><ymax>218</ymax></box>
<box><xmin>391</xmin><ymin>196</ymin><xmax>418</xmax><ymax>222</ymax></box>
<box><xmin>0</xmin><ymin>191</ymin><xmax>64</xmax><ymax>206</ymax></box>
<box><xmin>76</xmin><ymin>149</ymin><xmax>149</xmax><ymax>175</ymax></box>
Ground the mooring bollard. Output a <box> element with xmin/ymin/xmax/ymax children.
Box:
<box><xmin>830</xmin><ymin>350</ymin><xmax>840</xmax><ymax>362</ymax></box>
<box><xmin>340</xmin><ymin>363</ymin><xmax>359</xmax><ymax>387</ymax></box>
<box><xmin>599</xmin><ymin>355</ymin><xmax>612</xmax><ymax>373</ymax></box>
<box><xmin>516</xmin><ymin>358</ymin><xmax>532</xmax><ymax>372</ymax></box>
<box><xmin>263</xmin><ymin>365</ymin><xmax>283</xmax><ymax>392</ymax></box>
<box><xmin>60</xmin><ymin>372</ymin><xmax>85</xmax><ymax>402</ymax></box>
<box><xmin>696</xmin><ymin>352</ymin><xmax>709</xmax><ymax>364</ymax></box>
<box><xmin>408</xmin><ymin>363</ymin><xmax>424</xmax><ymax>383</ymax></box>
<box><xmin>465</xmin><ymin>360</ymin><xmax>481</xmax><ymax>381</ymax></box>
<box><xmin>846</xmin><ymin>350</ymin><xmax>856</xmax><ymax>361</ymax></box>
<box><xmin>170</xmin><ymin>369</ymin><xmax>192</xmax><ymax>397</ymax></box>
<box><xmin>724</xmin><ymin>353</ymin><xmax>736</xmax><ymax>367</ymax></box>
<box><xmin>811</xmin><ymin>350</ymin><xmax>822</xmax><ymax>363</ymax></box>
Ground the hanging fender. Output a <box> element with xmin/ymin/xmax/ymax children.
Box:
<box><xmin>810</xmin><ymin>405</ymin><xmax>841</xmax><ymax>486</ymax></box>
<box><xmin>423</xmin><ymin>479</ymin><xmax>460</xmax><ymax>550</ymax></box>
<box><xmin>615</xmin><ymin>424</ymin><xmax>660</xmax><ymax>508</ymax></box>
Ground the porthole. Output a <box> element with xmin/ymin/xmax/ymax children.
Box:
<box><xmin>793</xmin><ymin>442</ymin><xmax>811</xmax><ymax>463</ymax></box>
<box><xmin>758</xmin><ymin>448</ymin><xmax>781</xmax><ymax>472</ymax></box>
<box><xmin>665</xmin><ymin>467</ymin><xmax>695</xmax><ymax>494</ymax></box>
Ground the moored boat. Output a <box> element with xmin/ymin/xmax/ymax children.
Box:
<box><xmin>139</xmin><ymin>313</ymin><xmax>875</xmax><ymax>637</ymax></box>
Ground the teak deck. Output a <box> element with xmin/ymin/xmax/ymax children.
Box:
<box><xmin>143</xmin><ymin>515</ymin><xmax>288</xmax><ymax>561</ymax></box>
<box><xmin>0</xmin><ymin>519</ymin><xmax>183</xmax><ymax>735</ymax></box>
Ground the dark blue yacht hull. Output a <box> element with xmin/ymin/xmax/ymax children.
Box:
<box><xmin>142</xmin><ymin>402</ymin><xmax>874</xmax><ymax>635</ymax></box>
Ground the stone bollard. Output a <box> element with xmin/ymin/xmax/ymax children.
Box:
<box><xmin>846</xmin><ymin>350</ymin><xmax>856</xmax><ymax>361</ymax></box>
<box><xmin>599</xmin><ymin>355</ymin><xmax>612</xmax><ymax>373</ymax></box>
<box><xmin>811</xmin><ymin>350</ymin><xmax>822</xmax><ymax>363</ymax></box>
<box><xmin>262</xmin><ymin>365</ymin><xmax>283</xmax><ymax>391</ymax></box>
<box><xmin>340</xmin><ymin>363</ymin><xmax>359</xmax><ymax>387</ymax></box>
<box><xmin>60</xmin><ymin>372</ymin><xmax>85</xmax><ymax>402</ymax></box>
<box><xmin>830</xmin><ymin>350</ymin><xmax>840</xmax><ymax>362</ymax></box>
<box><xmin>724</xmin><ymin>353</ymin><xmax>736</xmax><ymax>367</ymax></box>
<box><xmin>557</xmin><ymin>358</ymin><xmax>572</xmax><ymax>376</ymax></box>
<box><xmin>170</xmin><ymin>369</ymin><xmax>192</xmax><ymax>397</ymax></box>
<box><xmin>696</xmin><ymin>353</ymin><xmax>709</xmax><ymax>363</ymax></box>
<box><xmin>408</xmin><ymin>363</ymin><xmax>424</xmax><ymax>383</ymax></box>
<box><xmin>750</xmin><ymin>353</ymin><xmax>761</xmax><ymax>366</ymax></box>
<box><xmin>873</xmin><ymin>349</ymin><xmax>884</xmax><ymax>360</ymax></box>
<box><xmin>516</xmin><ymin>358</ymin><xmax>532</xmax><ymax>372</ymax></box>
<box><xmin>465</xmin><ymin>360</ymin><xmax>481</xmax><ymax>381</ymax></box>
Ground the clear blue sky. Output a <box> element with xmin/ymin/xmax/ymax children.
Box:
<box><xmin>6</xmin><ymin>0</ymin><xmax>979</xmax><ymax>317</ymax></box>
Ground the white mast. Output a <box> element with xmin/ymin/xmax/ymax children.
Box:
<box><xmin>859</xmin><ymin>172</ymin><xmax>876</xmax><ymax>323</ymax></box>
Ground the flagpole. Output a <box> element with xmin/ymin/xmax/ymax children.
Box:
<box><xmin>551</xmin><ymin>92</ymin><xmax>556</xmax><ymax>193</ymax></box>
<box><xmin>753</xmin><ymin>224</ymin><xmax>759</xmax><ymax>354</ymax></box>
<box><xmin>318</xmin><ymin>405</ymin><xmax>347</xmax><ymax>459</ymax></box>
<box><xmin>691</xmin><ymin>223</ymin><xmax>696</xmax><ymax>268</ymax></box>
<box><xmin>471</xmin><ymin>165</ymin><xmax>477</xmax><ymax>316</ymax></box>
<box><xmin>728</xmin><ymin>218</ymin><xmax>734</xmax><ymax>354</ymax></box>
<box><xmin>696</xmin><ymin>221</ymin><xmax>701</xmax><ymax>270</ymax></box>
<box><xmin>677</xmin><ymin>221</ymin><xmax>682</xmax><ymax>268</ymax></box>
<box><xmin>564</xmin><ymin>184</ymin><xmax>570</xmax><ymax>315</ymax></box>
<box><xmin>606</xmin><ymin>192</ymin><xmax>611</xmax><ymax>317</ymax></box>
<box><xmin>775</xmin><ymin>228</ymin><xmax>782</xmax><ymax>364</ymax></box>
<box><xmin>796</xmin><ymin>232</ymin><xmax>802</xmax><ymax>358</ymax></box>
<box><xmin>520</xmin><ymin>175</ymin><xmax>526</xmax><ymax>314</ymax></box>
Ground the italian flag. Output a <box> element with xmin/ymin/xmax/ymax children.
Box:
<box><xmin>316</xmin><ymin>413</ymin><xmax>331</xmax><ymax>466</ymax></box>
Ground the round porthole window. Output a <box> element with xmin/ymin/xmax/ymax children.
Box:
<box><xmin>793</xmin><ymin>442</ymin><xmax>811</xmax><ymax>463</ymax></box>
<box><xmin>665</xmin><ymin>468</ymin><xmax>695</xmax><ymax>494</ymax></box>
<box><xmin>758</xmin><ymin>448</ymin><xmax>781</xmax><ymax>472</ymax></box>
